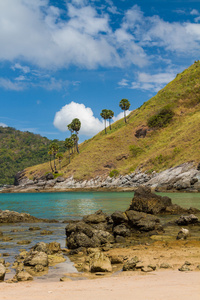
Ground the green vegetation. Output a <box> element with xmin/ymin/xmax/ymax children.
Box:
<box><xmin>18</xmin><ymin>61</ymin><xmax>200</xmax><ymax>181</ymax></box>
<box><xmin>109</xmin><ymin>169</ymin><xmax>119</xmax><ymax>178</ymax></box>
<box><xmin>0</xmin><ymin>127</ymin><xmax>64</xmax><ymax>185</ymax></box>
<box><xmin>147</xmin><ymin>106</ymin><xmax>174</xmax><ymax>128</ymax></box>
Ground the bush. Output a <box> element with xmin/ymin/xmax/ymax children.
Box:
<box><xmin>109</xmin><ymin>169</ymin><xmax>119</xmax><ymax>178</ymax></box>
<box><xmin>147</xmin><ymin>106</ymin><xmax>174</xmax><ymax>128</ymax></box>
<box><xmin>129</xmin><ymin>145</ymin><xmax>144</xmax><ymax>157</ymax></box>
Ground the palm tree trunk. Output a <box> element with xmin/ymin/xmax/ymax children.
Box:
<box><xmin>49</xmin><ymin>155</ymin><xmax>54</xmax><ymax>172</ymax></box>
<box><xmin>124</xmin><ymin>110</ymin><xmax>127</xmax><ymax>123</ymax></box>
<box><xmin>104</xmin><ymin>119</ymin><xmax>107</xmax><ymax>134</ymax></box>
<box><xmin>53</xmin><ymin>154</ymin><xmax>58</xmax><ymax>173</ymax></box>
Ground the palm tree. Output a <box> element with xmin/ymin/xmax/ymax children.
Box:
<box><xmin>100</xmin><ymin>109</ymin><xmax>109</xmax><ymax>134</ymax></box>
<box><xmin>49</xmin><ymin>142</ymin><xmax>59</xmax><ymax>173</ymax></box>
<box><xmin>71</xmin><ymin>133</ymin><xmax>78</xmax><ymax>153</ymax></box>
<box><xmin>67</xmin><ymin>123</ymin><xmax>74</xmax><ymax>137</ymax></box>
<box><xmin>56</xmin><ymin>152</ymin><xmax>63</xmax><ymax>170</ymax></box>
<box><xmin>107</xmin><ymin>110</ymin><xmax>114</xmax><ymax>130</ymax></box>
<box><xmin>119</xmin><ymin>99</ymin><xmax>130</xmax><ymax>123</ymax></box>
<box><xmin>71</xmin><ymin>118</ymin><xmax>81</xmax><ymax>153</ymax></box>
<box><xmin>64</xmin><ymin>138</ymin><xmax>74</xmax><ymax>163</ymax></box>
<box><xmin>48</xmin><ymin>148</ymin><xmax>54</xmax><ymax>173</ymax></box>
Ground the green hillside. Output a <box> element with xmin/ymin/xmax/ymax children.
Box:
<box><xmin>0</xmin><ymin>127</ymin><xmax>65</xmax><ymax>185</ymax></box>
<box><xmin>25</xmin><ymin>61</ymin><xmax>200</xmax><ymax>181</ymax></box>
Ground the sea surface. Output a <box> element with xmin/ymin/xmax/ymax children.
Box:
<box><xmin>0</xmin><ymin>191</ymin><xmax>199</xmax><ymax>281</ymax></box>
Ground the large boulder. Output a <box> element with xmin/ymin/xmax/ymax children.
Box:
<box><xmin>175</xmin><ymin>214</ymin><xmax>199</xmax><ymax>226</ymax></box>
<box><xmin>126</xmin><ymin>210</ymin><xmax>161</xmax><ymax>232</ymax></box>
<box><xmin>15</xmin><ymin>270</ymin><xmax>33</xmax><ymax>281</ymax></box>
<box><xmin>111</xmin><ymin>211</ymin><xmax>128</xmax><ymax>225</ymax></box>
<box><xmin>83</xmin><ymin>210</ymin><xmax>108</xmax><ymax>224</ymax></box>
<box><xmin>24</xmin><ymin>251</ymin><xmax>48</xmax><ymax>267</ymax></box>
<box><xmin>128</xmin><ymin>186</ymin><xmax>172</xmax><ymax>214</ymax></box>
<box><xmin>0</xmin><ymin>210</ymin><xmax>43</xmax><ymax>223</ymax></box>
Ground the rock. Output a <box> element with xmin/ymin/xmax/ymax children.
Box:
<box><xmin>109</xmin><ymin>255</ymin><xmax>124</xmax><ymax>264</ymax></box>
<box><xmin>94</xmin><ymin>230</ymin><xmax>115</xmax><ymax>244</ymax></box>
<box><xmin>83</xmin><ymin>210</ymin><xmax>107</xmax><ymax>224</ymax></box>
<box><xmin>46</xmin><ymin>173</ymin><xmax>54</xmax><ymax>180</ymax></box>
<box><xmin>0</xmin><ymin>263</ymin><xmax>6</xmax><ymax>281</ymax></box>
<box><xmin>178</xmin><ymin>264</ymin><xmax>191</xmax><ymax>272</ymax></box>
<box><xmin>175</xmin><ymin>214</ymin><xmax>199</xmax><ymax>225</ymax></box>
<box><xmin>29</xmin><ymin>227</ymin><xmax>41</xmax><ymax>231</ymax></box>
<box><xmin>0</xmin><ymin>230</ymin><xmax>3</xmax><ymax>236</ymax></box>
<box><xmin>126</xmin><ymin>210</ymin><xmax>161</xmax><ymax>232</ymax></box>
<box><xmin>160</xmin><ymin>263</ymin><xmax>172</xmax><ymax>269</ymax></box>
<box><xmin>90</xmin><ymin>252</ymin><xmax>112</xmax><ymax>273</ymax></box>
<box><xmin>129</xmin><ymin>186</ymin><xmax>172</xmax><ymax>214</ymax></box>
<box><xmin>141</xmin><ymin>266</ymin><xmax>155</xmax><ymax>272</ymax></box>
<box><xmin>135</xmin><ymin>126</ymin><xmax>149</xmax><ymax>138</ymax></box>
<box><xmin>48</xmin><ymin>254</ymin><xmax>66</xmax><ymax>266</ymax></box>
<box><xmin>0</xmin><ymin>210</ymin><xmax>43</xmax><ymax>223</ymax></box>
<box><xmin>56</xmin><ymin>177</ymin><xmax>65</xmax><ymax>183</ymax></box>
<box><xmin>113</xmin><ymin>224</ymin><xmax>131</xmax><ymax>237</ymax></box>
<box><xmin>48</xmin><ymin>242</ymin><xmax>61</xmax><ymax>254</ymax></box>
<box><xmin>17</xmin><ymin>240</ymin><xmax>31</xmax><ymax>245</ymax></box>
<box><xmin>67</xmin><ymin>232</ymin><xmax>100</xmax><ymax>249</ymax></box>
<box><xmin>15</xmin><ymin>270</ymin><xmax>33</xmax><ymax>281</ymax></box>
<box><xmin>197</xmin><ymin>163</ymin><xmax>200</xmax><ymax>171</ymax></box>
<box><xmin>111</xmin><ymin>211</ymin><xmax>128</xmax><ymax>225</ymax></box>
<box><xmin>115</xmin><ymin>235</ymin><xmax>126</xmax><ymax>243</ymax></box>
<box><xmin>2</xmin><ymin>236</ymin><xmax>13</xmax><ymax>241</ymax></box>
<box><xmin>40</xmin><ymin>230</ymin><xmax>53</xmax><ymax>235</ymax></box>
<box><xmin>24</xmin><ymin>251</ymin><xmax>48</xmax><ymax>267</ymax></box>
<box><xmin>0</xmin><ymin>259</ymin><xmax>5</xmax><ymax>265</ymax></box>
<box><xmin>32</xmin><ymin>242</ymin><xmax>48</xmax><ymax>253</ymax></box>
<box><xmin>123</xmin><ymin>256</ymin><xmax>139</xmax><ymax>271</ymax></box>
<box><xmin>176</xmin><ymin>228</ymin><xmax>190</xmax><ymax>240</ymax></box>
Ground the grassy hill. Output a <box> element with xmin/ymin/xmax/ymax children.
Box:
<box><xmin>26</xmin><ymin>61</ymin><xmax>200</xmax><ymax>181</ymax></box>
<box><xmin>0</xmin><ymin>127</ymin><xmax>65</xmax><ymax>185</ymax></box>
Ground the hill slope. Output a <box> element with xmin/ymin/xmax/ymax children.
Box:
<box><xmin>26</xmin><ymin>61</ymin><xmax>200</xmax><ymax>181</ymax></box>
<box><xmin>0</xmin><ymin>127</ymin><xmax>65</xmax><ymax>185</ymax></box>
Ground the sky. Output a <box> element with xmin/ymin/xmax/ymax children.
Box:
<box><xmin>0</xmin><ymin>0</ymin><xmax>200</xmax><ymax>142</ymax></box>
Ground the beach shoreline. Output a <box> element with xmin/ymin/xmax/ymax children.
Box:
<box><xmin>0</xmin><ymin>270</ymin><xmax>200</xmax><ymax>300</ymax></box>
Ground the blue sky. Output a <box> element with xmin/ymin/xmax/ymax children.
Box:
<box><xmin>0</xmin><ymin>0</ymin><xmax>200</xmax><ymax>142</ymax></box>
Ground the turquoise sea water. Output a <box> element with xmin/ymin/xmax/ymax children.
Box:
<box><xmin>0</xmin><ymin>191</ymin><xmax>200</xmax><ymax>221</ymax></box>
<box><xmin>0</xmin><ymin>191</ymin><xmax>199</xmax><ymax>281</ymax></box>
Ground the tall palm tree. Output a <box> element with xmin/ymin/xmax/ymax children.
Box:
<box><xmin>48</xmin><ymin>148</ymin><xmax>54</xmax><ymax>173</ymax></box>
<box><xmin>119</xmin><ymin>99</ymin><xmax>130</xmax><ymax>123</ymax></box>
<box><xmin>100</xmin><ymin>109</ymin><xmax>109</xmax><ymax>134</ymax></box>
<box><xmin>49</xmin><ymin>142</ymin><xmax>59</xmax><ymax>173</ymax></box>
<box><xmin>71</xmin><ymin>134</ymin><xmax>78</xmax><ymax>153</ymax></box>
<box><xmin>67</xmin><ymin>123</ymin><xmax>74</xmax><ymax>137</ymax></box>
<box><xmin>64</xmin><ymin>137</ymin><xmax>74</xmax><ymax>163</ymax></box>
<box><xmin>71</xmin><ymin>118</ymin><xmax>81</xmax><ymax>153</ymax></box>
<box><xmin>107</xmin><ymin>110</ymin><xmax>114</xmax><ymax>130</ymax></box>
<box><xmin>56</xmin><ymin>152</ymin><xmax>63</xmax><ymax>170</ymax></box>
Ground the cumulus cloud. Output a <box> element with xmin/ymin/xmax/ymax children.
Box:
<box><xmin>53</xmin><ymin>101</ymin><xmax>128</xmax><ymax>137</ymax></box>
<box><xmin>53</xmin><ymin>101</ymin><xmax>104</xmax><ymax>136</ymax></box>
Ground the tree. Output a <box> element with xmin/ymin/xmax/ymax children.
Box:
<box><xmin>71</xmin><ymin>134</ymin><xmax>78</xmax><ymax>153</ymax></box>
<box><xmin>119</xmin><ymin>99</ymin><xmax>130</xmax><ymax>123</ymax></box>
<box><xmin>71</xmin><ymin>118</ymin><xmax>81</xmax><ymax>153</ymax></box>
<box><xmin>49</xmin><ymin>142</ymin><xmax>59</xmax><ymax>173</ymax></box>
<box><xmin>64</xmin><ymin>137</ymin><xmax>74</xmax><ymax>163</ymax></box>
<box><xmin>100</xmin><ymin>109</ymin><xmax>109</xmax><ymax>134</ymax></box>
<box><xmin>56</xmin><ymin>152</ymin><xmax>63</xmax><ymax>169</ymax></box>
<box><xmin>67</xmin><ymin>123</ymin><xmax>74</xmax><ymax>137</ymax></box>
<box><xmin>48</xmin><ymin>149</ymin><xmax>54</xmax><ymax>173</ymax></box>
<box><xmin>107</xmin><ymin>110</ymin><xmax>114</xmax><ymax>130</ymax></box>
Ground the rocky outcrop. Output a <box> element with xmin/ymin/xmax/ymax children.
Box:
<box><xmin>0</xmin><ymin>210</ymin><xmax>45</xmax><ymax>223</ymax></box>
<box><xmin>129</xmin><ymin>186</ymin><xmax>199</xmax><ymax>215</ymax></box>
<box><xmin>175</xmin><ymin>214</ymin><xmax>199</xmax><ymax>225</ymax></box>
<box><xmin>0</xmin><ymin>263</ymin><xmax>6</xmax><ymax>281</ymax></box>
<box><xmin>3</xmin><ymin>162</ymin><xmax>200</xmax><ymax>193</ymax></box>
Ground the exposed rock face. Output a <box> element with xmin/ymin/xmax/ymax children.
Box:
<box><xmin>24</xmin><ymin>251</ymin><xmax>48</xmax><ymax>267</ymax></box>
<box><xmin>128</xmin><ymin>186</ymin><xmax>172</xmax><ymax>214</ymax></box>
<box><xmin>126</xmin><ymin>210</ymin><xmax>161</xmax><ymax>231</ymax></box>
<box><xmin>15</xmin><ymin>270</ymin><xmax>33</xmax><ymax>281</ymax></box>
<box><xmin>176</xmin><ymin>228</ymin><xmax>190</xmax><ymax>240</ymax></box>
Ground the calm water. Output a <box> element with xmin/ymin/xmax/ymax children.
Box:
<box><xmin>0</xmin><ymin>191</ymin><xmax>200</xmax><ymax>221</ymax></box>
<box><xmin>0</xmin><ymin>191</ymin><xmax>199</xmax><ymax>281</ymax></box>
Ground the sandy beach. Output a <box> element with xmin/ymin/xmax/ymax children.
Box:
<box><xmin>0</xmin><ymin>270</ymin><xmax>199</xmax><ymax>300</ymax></box>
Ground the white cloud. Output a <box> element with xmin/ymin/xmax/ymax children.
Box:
<box><xmin>118</xmin><ymin>78</ymin><xmax>129</xmax><ymax>87</ymax></box>
<box><xmin>11</xmin><ymin>63</ymin><xmax>30</xmax><ymax>74</ymax></box>
<box><xmin>0</xmin><ymin>78</ymin><xmax>26</xmax><ymax>91</ymax></box>
<box><xmin>53</xmin><ymin>101</ymin><xmax>104</xmax><ymax>136</ymax></box>
<box><xmin>53</xmin><ymin>101</ymin><xmax>129</xmax><ymax>137</ymax></box>
<box><xmin>190</xmin><ymin>9</ymin><xmax>199</xmax><ymax>16</ymax></box>
<box><xmin>130</xmin><ymin>72</ymin><xmax>176</xmax><ymax>92</ymax></box>
<box><xmin>0</xmin><ymin>122</ymin><xmax>8</xmax><ymax>127</ymax></box>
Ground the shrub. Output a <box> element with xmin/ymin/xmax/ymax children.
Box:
<box><xmin>147</xmin><ymin>106</ymin><xmax>174</xmax><ymax>128</ymax></box>
<box><xmin>109</xmin><ymin>169</ymin><xmax>119</xmax><ymax>178</ymax></box>
<box><xmin>129</xmin><ymin>145</ymin><xmax>144</xmax><ymax>157</ymax></box>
